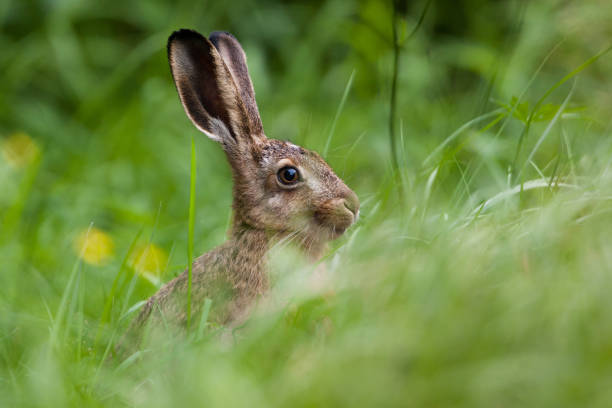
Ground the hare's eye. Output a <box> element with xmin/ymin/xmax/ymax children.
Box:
<box><xmin>277</xmin><ymin>166</ymin><xmax>300</xmax><ymax>185</ymax></box>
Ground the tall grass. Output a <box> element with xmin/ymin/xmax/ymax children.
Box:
<box><xmin>1</xmin><ymin>0</ymin><xmax>612</xmax><ymax>406</ymax></box>
<box><xmin>186</xmin><ymin>135</ymin><xmax>197</xmax><ymax>330</ymax></box>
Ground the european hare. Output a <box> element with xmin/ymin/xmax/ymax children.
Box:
<box><xmin>129</xmin><ymin>29</ymin><xmax>359</xmax><ymax>339</ymax></box>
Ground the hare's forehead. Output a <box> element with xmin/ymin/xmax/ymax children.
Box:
<box><xmin>261</xmin><ymin>140</ymin><xmax>306</xmax><ymax>160</ymax></box>
<box><xmin>260</xmin><ymin>140</ymin><xmax>335</xmax><ymax>175</ymax></box>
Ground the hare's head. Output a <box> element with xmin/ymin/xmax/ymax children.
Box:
<box><xmin>168</xmin><ymin>29</ymin><xmax>359</xmax><ymax>246</ymax></box>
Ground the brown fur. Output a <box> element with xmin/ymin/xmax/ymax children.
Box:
<box><xmin>122</xmin><ymin>29</ymin><xmax>359</xmax><ymax>347</ymax></box>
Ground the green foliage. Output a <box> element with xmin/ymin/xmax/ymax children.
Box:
<box><xmin>1</xmin><ymin>0</ymin><xmax>612</xmax><ymax>406</ymax></box>
<box><xmin>497</xmin><ymin>96</ymin><xmax>586</xmax><ymax>124</ymax></box>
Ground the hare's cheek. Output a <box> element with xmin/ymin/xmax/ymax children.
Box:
<box><xmin>261</xmin><ymin>194</ymin><xmax>297</xmax><ymax>220</ymax></box>
<box><xmin>264</xmin><ymin>195</ymin><xmax>285</xmax><ymax>212</ymax></box>
<box><xmin>264</xmin><ymin>173</ymin><xmax>279</xmax><ymax>191</ymax></box>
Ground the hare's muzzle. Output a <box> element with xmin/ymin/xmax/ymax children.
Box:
<box><xmin>314</xmin><ymin>190</ymin><xmax>359</xmax><ymax>238</ymax></box>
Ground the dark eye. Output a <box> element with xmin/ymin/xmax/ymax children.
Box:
<box><xmin>277</xmin><ymin>166</ymin><xmax>300</xmax><ymax>185</ymax></box>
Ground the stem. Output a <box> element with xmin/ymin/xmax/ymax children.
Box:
<box><xmin>187</xmin><ymin>136</ymin><xmax>197</xmax><ymax>330</ymax></box>
<box><xmin>389</xmin><ymin>4</ymin><xmax>403</xmax><ymax>203</ymax></box>
<box><xmin>389</xmin><ymin>0</ymin><xmax>432</xmax><ymax>205</ymax></box>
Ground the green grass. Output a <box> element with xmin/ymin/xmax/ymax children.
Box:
<box><xmin>2</xmin><ymin>0</ymin><xmax>612</xmax><ymax>406</ymax></box>
<box><xmin>187</xmin><ymin>135</ymin><xmax>196</xmax><ymax>330</ymax></box>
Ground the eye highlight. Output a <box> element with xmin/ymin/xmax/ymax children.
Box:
<box><xmin>277</xmin><ymin>166</ymin><xmax>300</xmax><ymax>185</ymax></box>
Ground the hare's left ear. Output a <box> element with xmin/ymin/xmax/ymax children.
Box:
<box><xmin>210</xmin><ymin>31</ymin><xmax>264</xmax><ymax>137</ymax></box>
<box><xmin>167</xmin><ymin>29</ymin><xmax>255</xmax><ymax>146</ymax></box>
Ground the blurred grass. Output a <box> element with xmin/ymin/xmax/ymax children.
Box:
<box><xmin>1</xmin><ymin>0</ymin><xmax>612</xmax><ymax>406</ymax></box>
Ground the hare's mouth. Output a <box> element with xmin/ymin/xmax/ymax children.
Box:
<box><xmin>328</xmin><ymin>225</ymin><xmax>348</xmax><ymax>239</ymax></box>
<box><xmin>310</xmin><ymin>220</ymin><xmax>348</xmax><ymax>240</ymax></box>
<box><xmin>313</xmin><ymin>207</ymin><xmax>356</xmax><ymax>239</ymax></box>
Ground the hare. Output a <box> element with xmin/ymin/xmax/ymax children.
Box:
<box><xmin>126</xmin><ymin>29</ymin><xmax>359</xmax><ymax>341</ymax></box>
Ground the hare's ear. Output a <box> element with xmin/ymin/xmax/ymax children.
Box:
<box><xmin>167</xmin><ymin>29</ymin><xmax>250</xmax><ymax>145</ymax></box>
<box><xmin>210</xmin><ymin>31</ymin><xmax>264</xmax><ymax>136</ymax></box>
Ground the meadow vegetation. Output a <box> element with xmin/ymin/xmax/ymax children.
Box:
<box><xmin>1</xmin><ymin>0</ymin><xmax>612</xmax><ymax>406</ymax></box>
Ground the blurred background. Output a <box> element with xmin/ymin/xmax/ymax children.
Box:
<box><xmin>2</xmin><ymin>0</ymin><xmax>612</xmax><ymax>406</ymax></box>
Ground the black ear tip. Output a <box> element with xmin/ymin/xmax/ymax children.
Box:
<box><xmin>209</xmin><ymin>31</ymin><xmax>240</xmax><ymax>48</ymax></box>
<box><xmin>167</xmin><ymin>29</ymin><xmax>208</xmax><ymax>51</ymax></box>
<box><xmin>210</xmin><ymin>31</ymin><xmax>236</xmax><ymax>40</ymax></box>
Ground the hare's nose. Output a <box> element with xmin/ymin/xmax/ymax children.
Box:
<box><xmin>342</xmin><ymin>191</ymin><xmax>360</xmax><ymax>220</ymax></box>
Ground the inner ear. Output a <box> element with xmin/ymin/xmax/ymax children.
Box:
<box><xmin>210</xmin><ymin>31</ymin><xmax>264</xmax><ymax>137</ymax></box>
<box><xmin>168</xmin><ymin>29</ymin><xmax>250</xmax><ymax>143</ymax></box>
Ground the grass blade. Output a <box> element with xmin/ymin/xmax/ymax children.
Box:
<box><xmin>323</xmin><ymin>69</ymin><xmax>355</xmax><ymax>158</ymax></box>
<box><xmin>186</xmin><ymin>135</ymin><xmax>197</xmax><ymax>330</ymax></box>
<box><xmin>196</xmin><ymin>298</ymin><xmax>212</xmax><ymax>341</ymax></box>
<box><xmin>94</xmin><ymin>229</ymin><xmax>143</xmax><ymax>351</ymax></box>
<box><xmin>512</xmin><ymin>44</ymin><xmax>612</xmax><ymax>180</ymax></box>
<box><xmin>516</xmin><ymin>80</ymin><xmax>576</xmax><ymax>181</ymax></box>
<box><xmin>423</xmin><ymin>109</ymin><xmax>504</xmax><ymax>166</ymax></box>
<box><xmin>50</xmin><ymin>223</ymin><xmax>92</xmax><ymax>351</ymax></box>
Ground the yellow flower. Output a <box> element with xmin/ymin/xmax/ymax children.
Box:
<box><xmin>2</xmin><ymin>132</ymin><xmax>40</xmax><ymax>169</ymax></box>
<box><xmin>129</xmin><ymin>243</ymin><xmax>168</xmax><ymax>285</ymax></box>
<box><xmin>73</xmin><ymin>227</ymin><xmax>115</xmax><ymax>266</ymax></box>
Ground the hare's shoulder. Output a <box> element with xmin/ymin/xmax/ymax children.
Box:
<box><xmin>154</xmin><ymin>246</ymin><xmax>232</xmax><ymax>307</ymax></box>
<box><xmin>133</xmin><ymin>247</ymin><xmax>228</xmax><ymax>324</ymax></box>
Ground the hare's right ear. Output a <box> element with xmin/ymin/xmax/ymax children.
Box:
<box><xmin>167</xmin><ymin>29</ymin><xmax>250</xmax><ymax>145</ymax></box>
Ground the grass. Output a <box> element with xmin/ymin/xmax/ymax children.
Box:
<box><xmin>2</xmin><ymin>0</ymin><xmax>612</xmax><ymax>406</ymax></box>
<box><xmin>186</xmin><ymin>135</ymin><xmax>196</xmax><ymax>330</ymax></box>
